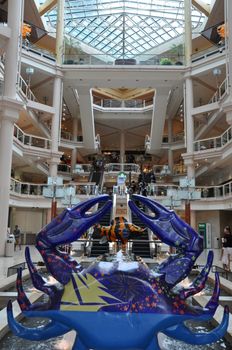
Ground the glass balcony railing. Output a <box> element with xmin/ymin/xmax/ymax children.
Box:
<box><xmin>93</xmin><ymin>98</ymin><xmax>154</xmax><ymax>109</ymax></box>
<box><xmin>14</xmin><ymin>124</ymin><xmax>51</xmax><ymax>149</ymax></box>
<box><xmin>10</xmin><ymin>178</ymin><xmax>99</xmax><ymax>198</ymax></box>
<box><xmin>104</xmin><ymin>163</ymin><xmax>140</xmax><ymax>173</ymax></box>
<box><xmin>63</xmin><ymin>54</ymin><xmax>184</xmax><ymax>66</ymax></box>
<box><xmin>10</xmin><ymin>177</ymin><xmax>232</xmax><ymax>202</ymax></box>
<box><xmin>194</xmin><ymin>126</ymin><xmax>232</xmax><ymax>152</ymax></box>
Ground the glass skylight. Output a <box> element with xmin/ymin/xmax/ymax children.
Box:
<box><xmin>40</xmin><ymin>0</ymin><xmax>206</xmax><ymax>59</ymax></box>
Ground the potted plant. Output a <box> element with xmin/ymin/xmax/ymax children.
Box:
<box><xmin>160</xmin><ymin>57</ymin><xmax>172</xmax><ymax>65</ymax></box>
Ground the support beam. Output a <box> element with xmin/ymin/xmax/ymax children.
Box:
<box><xmin>39</xmin><ymin>0</ymin><xmax>57</xmax><ymax>16</ymax></box>
<box><xmin>192</xmin><ymin>0</ymin><xmax>210</xmax><ymax>16</ymax></box>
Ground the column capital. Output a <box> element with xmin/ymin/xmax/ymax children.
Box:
<box><xmin>0</xmin><ymin>97</ymin><xmax>23</xmax><ymax>122</ymax></box>
<box><xmin>48</xmin><ymin>152</ymin><xmax>63</xmax><ymax>165</ymax></box>
<box><xmin>182</xmin><ymin>153</ymin><xmax>194</xmax><ymax>166</ymax></box>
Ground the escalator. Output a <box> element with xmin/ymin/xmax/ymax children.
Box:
<box><xmin>131</xmin><ymin>204</ymin><xmax>151</xmax><ymax>258</ymax></box>
<box><xmin>89</xmin><ymin>170</ymin><xmax>104</xmax><ymax>186</ymax></box>
<box><xmin>90</xmin><ymin>199</ymin><xmax>112</xmax><ymax>257</ymax></box>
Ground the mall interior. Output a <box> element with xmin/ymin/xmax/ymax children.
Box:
<box><xmin>1</xmin><ymin>0</ymin><xmax>232</xmax><ymax>349</ymax></box>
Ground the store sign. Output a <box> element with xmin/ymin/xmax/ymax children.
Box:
<box><xmin>117</xmin><ymin>172</ymin><xmax>127</xmax><ymax>186</ymax></box>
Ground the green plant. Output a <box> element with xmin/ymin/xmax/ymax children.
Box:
<box><xmin>160</xmin><ymin>57</ymin><xmax>172</xmax><ymax>65</ymax></box>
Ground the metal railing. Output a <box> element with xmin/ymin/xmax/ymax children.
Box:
<box><xmin>58</xmin><ymin>164</ymin><xmax>71</xmax><ymax>174</ymax></box>
<box><xmin>10</xmin><ymin>178</ymin><xmax>45</xmax><ymax>196</ymax></box>
<box><xmin>10</xmin><ymin>177</ymin><xmax>232</xmax><ymax>202</ymax></box>
<box><xmin>73</xmin><ymin>164</ymin><xmax>93</xmax><ymax>174</ymax></box>
<box><xmin>14</xmin><ymin>124</ymin><xmax>51</xmax><ymax>149</ymax></box>
<box><xmin>192</xmin><ymin>46</ymin><xmax>225</xmax><ymax>64</ymax></box>
<box><xmin>18</xmin><ymin>75</ymin><xmax>37</xmax><ymax>101</ymax></box>
<box><xmin>93</xmin><ymin>98</ymin><xmax>153</xmax><ymax>109</ymax></box>
<box><xmin>194</xmin><ymin>125</ymin><xmax>232</xmax><ymax>152</ymax></box>
<box><xmin>152</xmin><ymin>164</ymin><xmax>186</xmax><ymax>176</ymax></box>
<box><xmin>208</xmin><ymin>78</ymin><xmax>227</xmax><ymax>104</ymax></box>
<box><xmin>10</xmin><ymin>178</ymin><xmax>99</xmax><ymax>198</ymax></box>
<box><xmin>104</xmin><ymin>163</ymin><xmax>140</xmax><ymax>173</ymax></box>
<box><xmin>63</xmin><ymin>53</ymin><xmax>184</xmax><ymax>66</ymax></box>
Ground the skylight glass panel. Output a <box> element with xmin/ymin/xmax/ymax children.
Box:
<box><xmin>40</xmin><ymin>0</ymin><xmax>206</xmax><ymax>59</ymax></box>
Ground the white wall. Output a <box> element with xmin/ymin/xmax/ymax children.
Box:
<box><xmin>10</xmin><ymin>208</ymin><xmax>46</xmax><ymax>233</ymax></box>
<box><xmin>196</xmin><ymin>210</ymin><xmax>220</xmax><ymax>238</ymax></box>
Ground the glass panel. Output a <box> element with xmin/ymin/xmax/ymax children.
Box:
<box><xmin>40</xmin><ymin>0</ymin><xmax>206</xmax><ymax>61</ymax></box>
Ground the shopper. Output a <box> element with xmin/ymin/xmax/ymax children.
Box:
<box><xmin>220</xmin><ymin>226</ymin><xmax>232</xmax><ymax>271</ymax></box>
<box><xmin>13</xmin><ymin>225</ymin><xmax>21</xmax><ymax>251</ymax></box>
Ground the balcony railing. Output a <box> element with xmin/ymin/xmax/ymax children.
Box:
<box><xmin>58</xmin><ymin>164</ymin><xmax>71</xmax><ymax>174</ymax></box>
<box><xmin>152</xmin><ymin>164</ymin><xmax>186</xmax><ymax>176</ymax></box>
<box><xmin>194</xmin><ymin>126</ymin><xmax>232</xmax><ymax>152</ymax></box>
<box><xmin>104</xmin><ymin>163</ymin><xmax>140</xmax><ymax>173</ymax></box>
<box><xmin>10</xmin><ymin>177</ymin><xmax>232</xmax><ymax>202</ymax></box>
<box><xmin>73</xmin><ymin>164</ymin><xmax>92</xmax><ymax>174</ymax></box>
<box><xmin>63</xmin><ymin>53</ymin><xmax>184</xmax><ymax>66</ymax></box>
<box><xmin>93</xmin><ymin>98</ymin><xmax>153</xmax><ymax>109</ymax></box>
<box><xmin>10</xmin><ymin>178</ymin><xmax>98</xmax><ymax>198</ymax></box>
<box><xmin>14</xmin><ymin>124</ymin><xmax>51</xmax><ymax>149</ymax></box>
<box><xmin>208</xmin><ymin>78</ymin><xmax>227</xmax><ymax>104</ymax></box>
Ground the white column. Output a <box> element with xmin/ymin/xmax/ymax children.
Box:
<box><xmin>49</xmin><ymin>75</ymin><xmax>63</xmax><ymax>177</ymax></box>
<box><xmin>185</xmin><ymin>77</ymin><xmax>195</xmax><ymax>178</ymax></box>
<box><xmin>120</xmin><ymin>131</ymin><xmax>125</xmax><ymax>170</ymax></box>
<box><xmin>0</xmin><ymin>0</ymin><xmax>23</xmax><ymax>256</ymax></box>
<box><xmin>4</xmin><ymin>0</ymin><xmax>23</xmax><ymax>98</ymax></box>
<box><xmin>71</xmin><ymin>118</ymin><xmax>78</xmax><ymax>171</ymax></box>
<box><xmin>56</xmin><ymin>0</ymin><xmax>65</xmax><ymax>65</ymax></box>
<box><xmin>184</xmin><ymin>0</ymin><xmax>192</xmax><ymax>67</ymax></box>
<box><xmin>168</xmin><ymin>118</ymin><xmax>173</xmax><ymax>174</ymax></box>
<box><xmin>223</xmin><ymin>0</ymin><xmax>232</xmax><ymax>123</ymax></box>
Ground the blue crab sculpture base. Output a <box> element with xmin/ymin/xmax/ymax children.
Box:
<box><xmin>7</xmin><ymin>195</ymin><xmax>229</xmax><ymax>350</ymax></box>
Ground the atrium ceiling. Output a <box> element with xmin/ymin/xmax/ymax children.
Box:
<box><xmin>39</xmin><ymin>0</ymin><xmax>206</xmax><ymax>59</ymax></box>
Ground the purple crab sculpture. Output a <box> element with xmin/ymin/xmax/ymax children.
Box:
<box><xmin>7</xmin><ymin>194</ymin><xmax>229</xmax><ymax>350</ymax></box>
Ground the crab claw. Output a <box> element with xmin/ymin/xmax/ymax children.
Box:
<box><xmin>178</xmin><ymin>251</ymin><xmax>213</xmax><ymax>299</ymax></box>
<box><xmin>7</xmin><ymin>300</ymin><xmax>71</xmax><ymax>340</ymax></box>
<box><xmin>129</xmin><ymin>195</ymin><xmax>203</xmax><ymax>286</ymax></box>
<box><xmin>36</xmin><ymin>195</ymin><xmax>112</xmax><ymax>284</ymax></box>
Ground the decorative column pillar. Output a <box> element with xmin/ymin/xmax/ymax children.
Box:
<box><xmin>120</xmin><ymin>131</ymin><xmax>125</xmax><ymax>171</ymax></box>
<box><xmin>49</xmin><ymin>0</ymin><xmax>64</xmax><ymax>177</ymax></box>
<box><xmin>167</xmin><ymin>118</ymin><xmax>173</xmax><ymax>174</ymax></box>
<box><xmin>0</xmin><ymin>0</ymin><xmax>23</xmax><ymax>256</ymax></box>
<box><xmin>71</xmin><ymin>118</ymin><xmax>78</xmax><ymax>172</ymax></box>
<box><xmin>184</xmin><ymin>0</ymin><xmax>195</xmax><ymax>225</ymax></box>
<box><xmin>49</xmin><ymin>73</ymin><xmax>63</xmax><ymax>177</ymax></box>
<box><xmin>223</xmin><ymin>0</ymin><xmax>232</xmax><ymax>124</ymax></box>
<box><xmin>56</xmin><ymin>0</ymin><xmax>65</xmax><ymax>65</ymax></box>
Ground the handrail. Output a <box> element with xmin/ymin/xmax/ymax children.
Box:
<box><xmin>18</xmin><ymin>75</ymin><xmax>37</xmax><ymax>101</ymax></box>
<box><xmin>104</xmin><ymin>163</ymin><xmax>140</xmax><ymax>173</ymax></box>
<box><xmin>10</xmin><ymin>178</ymin><xmax>99</xmax><ymax>197</ymax></box>
<box><xmin>0</xmin><ymin>56</ymin><xmax>37</xmax><ymax>102</ymax></box>
<box><xmin>194</xmin><ymin>125</ymin><xmax>232</xmax><ymax>152</ymax></box>
<box><xmin>10</xmin><ymin>177</ymin><xmax>232</xmax><ymax>201</ymax></box>
<box><xmin>191</xmin><ymin>46</ymin><xmax>225</xmax><ymax>64</ymax></box>
<box><xmin>93</xmin><ymin>98</ymin><xmax>153</xmax><ymax>109</ymax></box>
<box><xmin>73</xmin><ymin>164</ymin><xmax>92</xmax><ymax>174</ymax></box>
<box><xmin>208</xmin><ymin>78</ymin><xmax>227</xmax><ymax>104</ymax></box>
<box><xmin>14</xmin><ymin>124</ymin><xmax>51</xmax><ymax>149</ymax></box>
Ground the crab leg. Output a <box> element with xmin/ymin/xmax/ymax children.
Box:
<box><xmin>129</xmin><ymin>195</ymin><xmax>203</xmax><ymax>286</ymax></box>
<box><xmin>7</xmin><ymin>300</ymin><xmax>70</xmax><ymax>341</ymax></box>
<box><xmin>163</xmin><ymin>305</ymin><xmax>229</xmax><ymax>345</ymax></box>
<box><xmin>36</xmin><ymin>195</ymin><xmax>112</xmax><ymax>284</ymax></box>
<box><xmin>25</xmin><ymin>247</ymin><xmax>64</xmax><ymax>305</ymax></box>
<box><xmin>178</xmin><ymin>250</ymin><xmax>213</xmax><ymax>299</ymax></box>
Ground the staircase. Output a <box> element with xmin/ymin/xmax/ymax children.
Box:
<box><xmin>131</xmin><ymin>205</ymin><xmax>151</xmax><ymax>258</ymax></box>
<box><xmin>90</xmin><ymin>199</ymin><xmax>112</xmax><ymax>257</ymax></box>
